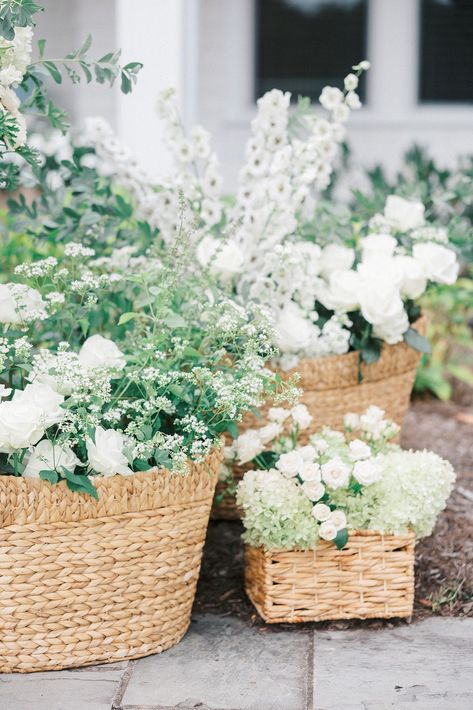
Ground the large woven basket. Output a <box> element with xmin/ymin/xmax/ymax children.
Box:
<box><xmin>212</xmin><ymin>317</ymin><xmax>426</xmax><ymax>519</ymax></box>
<box><xmin>245</xmin><ymin>530</ymin><xmax>415</xmax><ymax>623</ymax></box>
<box><xmin>0</xmin><ymin>448</ymin><xmax>222</xmax><ymax>673</ymax></box>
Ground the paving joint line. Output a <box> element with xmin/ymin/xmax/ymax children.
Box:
<box><xmin>305</xmin><ymin>630</ymin><xmax>315</xmax><ymax>710</ymax></box>
<box><xmin>111</xmin><ymin>659</ymin><xmax>137</xmax><ymax>710</ymax></box>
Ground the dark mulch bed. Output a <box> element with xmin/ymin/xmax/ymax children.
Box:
<box><xmin>194</xmin><ymin>399</ymin><xmax>473</xmax><ymax>630</ymax></box>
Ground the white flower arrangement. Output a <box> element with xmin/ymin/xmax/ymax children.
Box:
<box><xmin>236</xmin><ymin>406</ymin><xmax>455</xmax><ymax>550</ymax></box>
<box><xmin>56</xmin><ymin>59</ymin><xmax>459</xmax><ymax>370</ymax></box>
<box><xmin>0</xmin><ymin>228</ymin><xmax>295</xmax><ymax>498</ymax></box>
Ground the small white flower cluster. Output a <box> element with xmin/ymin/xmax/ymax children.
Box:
<box><xmin>0</xmin><ymin>26</ymin><xmax>32</xmax><ymax>147</ymax></box>
<box><xmin>237</xmin><ymin>405</ymin><xmax>453</xmax><ymax>550</ymax></box>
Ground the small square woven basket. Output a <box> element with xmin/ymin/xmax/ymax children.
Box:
<box><xmin>244</xmin><ymin>530</ymin><xmax>415</xmax><ymax>623</ymax></box>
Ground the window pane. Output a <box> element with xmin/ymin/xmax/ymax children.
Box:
<box><xmin>255</xmin><ymin>0</ymin><xmax>368</xmax><ymax>102</ymax></box>
<box><xmin>420</xmin><ymin>0</ymin><xmax>473</xmax><ymax>103</ymax></box>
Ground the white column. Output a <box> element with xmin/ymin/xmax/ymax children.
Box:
<box><xmin>115</xmin><ymin>0</ymin><xmax>199</xmax><ymax>178</ymax></box>
<box><xmin>367</xmin><ymin>0</ymin><xmax>419</xmax><ymax>116</ymax></box>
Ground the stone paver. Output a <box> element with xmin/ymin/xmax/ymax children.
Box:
<box><xmin>0</xmin><ymin>661</ymin><xmax>128</xmax><ymax>710</ymax></box>
<box><xmin>121</xmin><ymin>614</ymin><xmax>311</xmax><ymax>710</ymax></box>
<box><xmin>1</xmin><ymin>617</ymin><xmax>472</xmax><ymax>710</ymax></box>
<box><xmin>314</xmin><ymin>617</ymin><xmax>473</xmax><ymax>710</ymax></box>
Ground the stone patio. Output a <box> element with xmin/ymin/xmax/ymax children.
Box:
<box><xmin>1</xmin><ymin>616</ymin><xmax>472</xmax><ymax>710</ymax></box>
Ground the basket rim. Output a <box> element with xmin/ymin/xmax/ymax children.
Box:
<box><xmin>282</xmin><ymin>315</ymin><xmax>427</xmax><ymax>388</ymax></box>
<box><xmin>246</xmin><ymin>528</ymin><xmax>416</xmax><ymax>555</ymax></box>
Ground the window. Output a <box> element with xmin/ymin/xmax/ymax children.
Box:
<box><xmin>255</xmin><ymin>0</ymin><xmax>368</xmax><ymax>102</ymax></box>
<box><xmin>420</xmin><ymin>0</ymin><xmax>473</xmax><ymax>103</ymax></box>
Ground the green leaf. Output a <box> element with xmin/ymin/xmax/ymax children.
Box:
<box><xmin>38</xmin><ymin>38</ymin><xmax>46</xmax><ymax>57</ymax></box>
<box><xmin>64</xmin><ymin>469</ymin><xmax>99</xmax><ymax>499</ymax></box>
<box><xmin>403</xmin><ymin>328</ymin><xmax>432</xmax><ymax>354</ymax></box>
<box><xmin>226</xmin><ymin>421</ymin><xmax>238</xmax><ymax>439</ymax></box>
<box><xmin>39</xmin><ymin>469</ymin><xmax>59</xmax><ymax>485</ymax></box>
<box><xmin>118</xmin><ymin>312</ymin><xmax>138</xmax><ymax>326</ymax></box>
<box><xmin>43</xmin><ymin>60</ymin><xmax>63</xmax><ymax>84</ymax></box>
<box><xmin>163</xmin><ymin>312</ymin><xmax>187</xmax><ymax>329</ymax></box>
<box><xmin>334</xmin><ymin>528</ymin><xmax>349</xmax><ymax>550</ymax></box>
<box><xmin>133</xmin><ymin>459</ymin><xmax>151</xmax><ymax>471</ymax></box>
<box><xmin>360</xmin><ymin>340</ymin><xmax>382</xmax><ymax>365</ymax></box>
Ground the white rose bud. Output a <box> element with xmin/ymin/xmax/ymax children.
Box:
<box><xmin>79</xmin><ymin>334</ymin><xmax>126</xmax><ymax>372</ymax></box>
<box><xmin>268</xmin><ymin>407</ymin><xmax>291</xmax><ymax>424</ymax></box>
<box><xmin>23</xmin><ymin>439</ymin><xmax>81</xmax><ymax>478</ymax></box>
<box><xmin>298</xmin><ymin>445</ymin><xmax>317</xmax><ymax>461</ymax></box>
<box><xmin>321</xmin><ymin>457</ymin><xmax>350</xmax><ymax>489</ymax></box>
<box><xmin>412</xmin><ymin>242</ymin><xmax>459</xmax><ymax>286</ymax></box>
<box><xmin>86</xmin><ymin>427</ymin><xmax>133</xmax><ymax>477</ymax></box>
<box><xmin>353</xmin><ymin>459</ymin><xmax>381</xmax><ymax>486</ymax></box>
<box><xmin>235</xmin><ymin>430</ymin><xmax>265</xmax><ymax>464</ymax></box>
<box><xmin>258</xmin><ymin>422</ymin><xmax>283</xmax><ymax>445</ymax></box>
<box><xmin>196</xmin><ymin>235</ymin><xmax>245</xmax><ymax>281</ymax></box>
<box><xmin>384</xmin><ymin>195</ymin><xmax>425</xmax><ymax>231</ymax></box>
<box><xmin>344</xmin><ymin>412</ymin><xmax>360</xmax><ymax>430</ymax></box>
<box><xmin>312</xmin><ymin>502</ymin><xmax>331</xmax><ymax>522</ymax></box>
<box><xmin>320</xmin><ymin>244</ymin><xmax>355</xmax><ymax>277</ymax></box>
<box><xmin>299</xmin><ymin>461</ymin><xmax>321</xmax><ymax>482</ymax></box>
<box><xmin>276</xmin><ymin>450</ymin><xmax>305</xmax><ymax>478</ymax></box>
<box><xmin>302</xmin><ymin>480</ymin><xmax>325</xmax><ymax>501</ymax></box>
<box><xmin>290</xmin><ymin>404</ymin><xmax>313</xmax><ymax>430</ymax></box>
<box><xmin>274</xmin><ymin>304</ymin><xmax>313</xmax><ymax>354</ymax></box>
<box><xmin>348</xmin><ymin>439</ymin><xmax>372</xmax><ymax>461</ymax></box>
<box><xmin>319</xmin><ymin>520</ymin><xmax>338</xmax><ymax>541</ymax></box>
<box><xmin>329</xmin><ymin>510</ymin><xmax>347</xmax><ymax>531</ymax></box>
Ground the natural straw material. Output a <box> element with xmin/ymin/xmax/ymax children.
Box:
<box><xmin>212</xmin><ymin>317</ymin><xmax>426</xmax><ymax>519</ymax></box>
<box><xmin>245</xmin><ymin>530</ymin><xmax>415</xmax><ymax>623</ymax></box>
<box><xmin>0</xmin><ymin>448</ymin><xmax>222</xmax><ymax>673</ymax></box>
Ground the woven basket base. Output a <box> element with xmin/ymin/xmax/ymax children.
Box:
<box><xmin>244</xmin><ymin>531</ymin><xmax>415</xmax><ymax>623</ymax></box>
<box><xmin>0</xmin><ymin>452</ymin><xmax>221</xmax><ymax>673</ymax></box>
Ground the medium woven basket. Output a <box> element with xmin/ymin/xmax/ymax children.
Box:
<box><xmin>212</xmin><ymin>317</ymin><xmax>426</xmax><ymax>519</ymax></box>
<box><xmin>245</xmin><ymin>530</ymin><xmax>415</xmax><ymax>623</ymax></box>
<box><xmin>0</xmin><ymin>448</ymin><xmax>222</xmax><ymax>673</ymax></box>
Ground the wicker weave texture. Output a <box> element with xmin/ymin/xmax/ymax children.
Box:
<box><xmin>211</xmin><ymin>319</ymin><xmax>426</xmax><ymax>519</ymax></box>
<box><xmin>245</xmin><ymin>530</ymin><xmax>415</xmax><ymax>623</ymax></box>
<box><xmin>0</xmin><ymin>449</ymin><xmax>221</xmax><ymax>673</ymax></box>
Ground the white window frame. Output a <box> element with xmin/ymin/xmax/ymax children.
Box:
<box><xmin>223</xmin><ymin>0</ymin><xmax>473</xmax><ymax>130</ymax></box>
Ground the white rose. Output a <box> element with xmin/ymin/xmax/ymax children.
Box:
<box><xmin>290</xmin><ymin>404</ymin><xmax>312</xmax><ymax>430</ymax></box>
<box><xmin>320</xmin><ymin>244</ymin><xmax>355</xmax><ymax>277</ymax></box>
<box><xmin>86</xmin><ymin>427</ymin><xmax>133</xmax><ymax>477</ymax></box>
<box><xmin>78</xmin><ymin>335</ymin><xmax>126</xmax><ymax>371</ymax></box>
<box><xmin>359</xmin><ymin>279</ymin><xmax>408</xmax><ymax>343</ymax></box>
<box><xmin>412</xmin><ymin>243</ymin><xmax>459</xmax><ymax>286</ymax></box>
<box><xmin>235</xmin><ymin>430</ymin><xmax>264</xmax><ymax>464</ymax></box>
<box><xmin>319</xmin><ymin>520</ymin><xmax>338</xmax><ymax>541</ymax></box>
<box><xmin>23</xmin><ymin>439</ymin><xmax>81</xmax><ymax>478</ymax></box>
<box><xmin>394</xmin><ymin>255</ymin><xmax>427</xmax><ymax>299</ymax></box>
<box><xmin>344</xmin><ymin>412</ymin><xmax>360</xmax><ymax>430</ymax></box>
<box><xmin>302</xmin><ymin>480</ymin><xmax>325</xmax><ymax>501</ymax></box>
<box><xmin>0</xmin><ymin>399</ymin><xmax>45</xmax><ymax>453</ymax></box>
<box><xmin>372</xmin><ymin>308</ymin><xmax>409</xmax><ymax>345</ymax></box>
<box><xmin>267</xmin><ymin>407</ymin><xmax>291</xmax><ymax>424</ymax></box>
<box><xmin>318</xmin><ymin>270</ymin><xmax>361</xmax><ymax>312</ymax></box>
<box><xmin>321</xmin><ymin>457</ymin><xmax>350</xmax><ymax>489</ymax></box>
<box><xmin>298</xmin><ymin>445</ymin><xmax>317</xmax><ymax>462</ymax></box>
<box><xmin>353</xmin><ymin>459</ymin><xmax>381</xmax><ymax>485</ymax></box>
<box><xmin>13</xmin><ymin>383</ymin><xmax>65</xmax><ymax>427</ymax></box>
<box><xmin>384</xmin><ymin>195</ymin><xmax>425</xmax><ymax>231</ymax></box>
<box><xmin>0</xmin><ymin>283</ymin><xmax>45</xmax><ymax>324</ymax></box>
<box><xmin>196</xmin><ymin>235</ymin><xmax>244</xmax><ymax>281</ymax></box>
<box><xmin>361</xmin><ymin>234</ymin><xmax>397</xmax><ymax>260</ymax></box>
<box><xmin>312</xmin><ymin>437</ymin><xmax>329</xmax><ymax>454</ymax></box>
<box><xmin>348</xmin><ymin>439</ymin><xmax>372</xmax><ymax>461</ymax></box>
<box><xmin>276</xmin><ymin>450</ymin><xmax>304</xmax><ymax>477</ymax></box>
<box><xmin>299</xmin><ymin>461</ymin><xmax>321</xmax><ymax>482</ymax></box>
<box><xmin>360</xmin><ymin>405</ymin><xmax>385</xmax><ymax>432</ymax></box>
<box><xmin>312</xmin><ymin>502</ymin><xmax>331</xmax><ymax>522</ymax></box>
<box><xmin>329</xmin><ymin>510</ymin><xmax>347</xmax><ymax>530</ymax></box>
<box><xmin>274</xmin><ymin>304</ymin><xmax>313</xmax><ymax>354</ymax></box>
<box><xmin>258</xmin><ymin>422</ymin><xmax>282</xmax><ymax>445</ymax></box>
<box><xmin>357</xmin><ymin>257</ymin><xmax>403</xmax><ymax>290</ymax></box>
